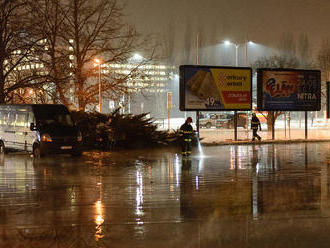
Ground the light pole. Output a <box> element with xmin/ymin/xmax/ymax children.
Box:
<box><xmin>223</xmin><ymin>40</ymin><xmax>254</xmax><ymax>140</ymax></box>
<box><xmin>94</xmin><ymin>58</ymin><xmax>102</xmax><ymax>112</ymax></box>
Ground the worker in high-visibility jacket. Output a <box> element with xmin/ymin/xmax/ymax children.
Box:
<box><xmin>251</xmin><ymin>113</ymin><xmax>261</xmax><ymax>141</ymax></box>
<box><xmin>179</xmin><ymin>117</ymin><xmax>194</xmax><ymax>156</ymax></box>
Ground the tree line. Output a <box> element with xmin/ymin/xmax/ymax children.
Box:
<box><xmin>0</xmin><ymin>0</ymin><xmax>155</xmax><ymax>111</ymax></box>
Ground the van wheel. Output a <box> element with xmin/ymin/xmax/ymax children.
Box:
<box><xmin>0</xmin><ymin>141</ymin><xmax>5</xmax><ymax>154</ymax></box>
<box><xmin>33</xmin><ymin>145</ymin><xmax>42</xmax><ymax>159</ymax></box>
<box><xmin>205</xmin><ymin>122</ymin><xmax>212</xmax><ymax>129</ymax></box>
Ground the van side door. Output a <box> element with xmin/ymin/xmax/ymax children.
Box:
<box><xmin>15</xmin><ymin>111</ymin><xmax>29</xmax><ymax>151</ymax></box>
<box><xmin>25</xmin><ymin>111</ymin><xmax>37</xmax><ymax>152</ymax></box>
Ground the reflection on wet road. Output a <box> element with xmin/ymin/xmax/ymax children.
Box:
<box><xmin>0</xmin><ymin>142</ymin><xmax>330</xmax><ymax>247</ymax></box>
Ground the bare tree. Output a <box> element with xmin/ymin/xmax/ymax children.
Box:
<box><xmin>29</xmin><ymin>0</ymin><xmax>154</xmax><ymax>111</ymax></box>
<box><xmin>59</xmin><ymin>0</ymin><xmax>153</xmax><ymax>111</ymax></box>
<box><xmin>297</xmin><ymin>33</ymin><xmax>312</xmax><ymax>68</ymax></box>
<box><xmin>0</xmin><ymin>0</ymin><xmax>50</xmax><ymax>104</ymax></box>
<box><xmin>318</xmin><ymin>38</ymin><xmax>330</xmax><ymax>81</ymax></box>
<box><xmin>278</xmin><ymin>33</ymin><xmax>296</xmax><ymax>59</ymax></box>
<box><xmin>317</xmin><ymin>38</ymin><xmax>330</xmax><ymax>109</ymax></box>
<box><xmin>183</xmin><ymin>20</ymin><xmax>193</xmax><ymax>64</ymax></box>
<box><xmin>28</xmin><ymin>0</ymin><xmax>71</xmax><ymax>106</ymax></box>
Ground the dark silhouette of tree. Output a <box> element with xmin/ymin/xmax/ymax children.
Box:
<box><xmin>28</xmin><ymin>0</ymin><xmax>71</xmax><ymax>106</ymax></box>
<box><xmin>183</xmin><ymin>20</ymin><xmax>193</xmax><ymax>64</ymax></box>
<box><xmin>297</xmin><ymin>33</ymin><xmax>312</xmax><ymax>68</ymax></box>
<box><xmin>60</xmin><ymin>0</ymin><xmax>145</xmax><ymax>111</ymax></box>
<box><xmin>278</xmin><ymin>33</ymin><xmax>296</xmax><ymax>60</ymax></box>
<box><xmin>29</xmin><ymin>0</ymin><xmax>155</xmax><ymax>111</ymax></box>
<box><xmin>317</xmin><ymin>38</ymin><xmax>330</xmax><ymax>109</ymax></box>
<box><xmin>0</xmin><ymin>0</ymin><xmax>50</xmax><ymax>103</ymax></box>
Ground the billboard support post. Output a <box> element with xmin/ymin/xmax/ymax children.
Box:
<box><xmin>234</xmin><ymin>111</ymin><xmax>238</xmax><ymax>140</ymax></box>
<box><xmin>305</xmin><ymin>111</ymin><xmax>308</xmax><ymax>140</ymax></box>
<box><xmin>196</xmin><ymin>111</ymin><xmax>200</xmax><ymax>139</ymax></box>
<box><xmin>288</xmin><ymin>112</ymin><xmax>291</xmax><ymax>139</ymax></box>
<box><xmin>327</xmin><ymin>82</ymin><xmax>330</xmax><ymax>119</ymax></box>
<box><xmin>284</xmin><ymin>112</ymin><xmax>287</xmax><ymax>139</ymax></box>
<box><xmin>168</xmin><ymin>110</ymin><xmax>170</xmax><ymax>131</ymax></box>
<box><xmin>167</xmin><ymin>92</ymin><xmax>173</xmax><ymax>131</ymax></box>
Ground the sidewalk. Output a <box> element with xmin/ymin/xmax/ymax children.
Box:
<box><xmin>199</xmin><ymin>128</ymin><xmax>330</xmax><ymax>146</ymax></box>
<box><xmin>201</xmin><ymin>138</ymin><xmax>330</xmax><ymax>146</ymax></box>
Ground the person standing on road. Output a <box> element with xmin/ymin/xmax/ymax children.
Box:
<box><xmin>251</xmin><ymin>113</ymin><xmax>261</xmax><ymax>141</ymax></box>
<box><xmin>179</xmin><ymin>117</ymin><xmax>194</xmax><ymax>156</ymax></box>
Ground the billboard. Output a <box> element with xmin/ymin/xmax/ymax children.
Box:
<box><xmin>327</xmin><ymin>82</ymin><xmax>330</xmax><ymax>118</ymax></box>
<box><xmin>257</xmin><ymin>69</ymin><xmax>321</xmax><ymax>111</ymax></box>
<box><xmin>180</xmin><ymin>65</ymin><xmax>252</xmax><ymax>111</ymax></box>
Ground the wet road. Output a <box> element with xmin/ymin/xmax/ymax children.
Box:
<box><xmin>0</xmin><ymin>142</ymin><xmax>330</xmax><ymax>247</ymax></box>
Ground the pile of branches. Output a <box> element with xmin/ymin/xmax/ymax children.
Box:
<box><xmin>71</xmin><ymin>109</ymin><xmax>180</xmax><ymax>150</ymax></box>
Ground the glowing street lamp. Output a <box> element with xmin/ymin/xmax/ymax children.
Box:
<box><xmin>94</xmin><ymin>58</ymin><xmax>102</xmax><ymax>112</ymax></box>
<box><xmin>132</xmin><ymin>53</ymin><xmax>143</xmax><ymax>62</ymax></box>
<box><xmin>223</xmin><ymin>40</ymin><xmax>255</xmax><ymax>66</ymax></box>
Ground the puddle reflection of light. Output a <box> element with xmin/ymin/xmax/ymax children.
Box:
<box><xmin>230</xmin><ymin>146</ymin><xmax>248</xmax><ymax>170</ymax></box>
<box><xmin>94</xmin><ymin>200</ymin><xmax>104</xmax><ymax>241</ymax></box>
<box><xmin>195</xmin><ymin>176</ymin><xmax>199</xmax><ymax>190</ymax></box>
<box><xmin>136</xmin><ymin>171</ymin><xmax>144</xmax><ymax>216</ymax></box>
<box><xmin>256</xmin><ymin>163</ymin><xmax>260</xmax><ymax>174</ymax></box>
<box><xmin>197</xmin><ymin>157</ymin><xmax>204</xmax><ymax>172</ymax></box>
<box><xmin>175</xmin><ymin>155</ymin><xmax>180</xmax><ymax>187</ymax></box>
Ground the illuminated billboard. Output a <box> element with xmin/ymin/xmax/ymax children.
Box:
<box><xmin>179</xmin><ymin>65</ymin><xmax>252</xmax><ymax>111</ymax></box>
<box><xmin>257</xmin><ymin>69</ymin><xmax>321</xmax><ymax>111</ymax></box>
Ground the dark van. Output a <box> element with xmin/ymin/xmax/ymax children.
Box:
<box><xmin>0</xmin><ymin>104</ymin><xmax>82</xmax><ymax>157</ymax></box>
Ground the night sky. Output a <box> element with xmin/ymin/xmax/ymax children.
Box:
<box><xmin>125</xmin><ymin>0</ymin><xmax>330</xmax><ymax>60</ymax></box>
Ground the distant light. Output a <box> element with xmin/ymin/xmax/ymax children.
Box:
<box><xmin>248</xmin><ymin>41</ymin><xmax>255</xmax><ymax>45</ymax></box>
<box><xmin>224</xmin><ymin>40</ymin><xmax>231</xmax><ymax>46</ymax></box>
<box><xmin>94</xmin><ymin>58</ymin><xmax>102</xmax><ymax>64</ymax></box>
<box><xmin>132</xmin><ymin>53</ymin><xmax>143</xmax><ymax>61</ymax></box>
<box><xmin>174</xmin><ymin>74</ymin><xmax>179</xmax><ymax>80</ymax></box>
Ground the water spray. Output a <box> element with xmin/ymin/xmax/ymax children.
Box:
<box><xmin>196</xmin><ymin>131</ymin><xmax>204</xmax><ymax>156</ymax></box>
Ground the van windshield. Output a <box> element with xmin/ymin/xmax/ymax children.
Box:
<box><xmin>32</xmin><ymin>105</ymin><xmax>74</xmax><ymax>127</ymax></box>
<box><xmin>37</xmin><ymin>113</ymin><xmax>74</xmax><ymax>127</ymax></box>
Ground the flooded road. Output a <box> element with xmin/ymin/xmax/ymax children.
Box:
<box><xmin>1</xmin><ymin>142</ymin><xmax>330</xmax><ymax>247</ymax></box>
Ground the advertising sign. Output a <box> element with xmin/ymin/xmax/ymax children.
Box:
<box><xmin>257</xmin><ymin>69</ymin><xmax>321</xmax><ymax>111</ymax></box>
<box><xmin>327</xmin><ymin>82</ymin><xmax>330</xmax><ymax>118</ymax></box>
<box><xmin>180</xmin><ymin>65</ymin><xmax>252</xmax><ymax>111</ymax></box>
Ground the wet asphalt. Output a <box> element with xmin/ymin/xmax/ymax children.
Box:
<box><xmin>0</xmin><ymin>142</ymin><xmax>330</xmax><ymax>247</ymax></box>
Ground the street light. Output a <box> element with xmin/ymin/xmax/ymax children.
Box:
<box><xmin>94</xmin><ymin>58</ymin><xmax>102</xmax><ymax>112</ymax></box>
<box><xmin>222</xmin><ymin>40</ymin><xmax>255</xmax><ymax>140</ymax></box>
<box><xmin>223</xmin><ymin>40</ymin><xmax>254</xmax><ymax>66</ymax></box>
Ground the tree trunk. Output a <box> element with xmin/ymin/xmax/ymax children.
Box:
<box><xmin>0</xmin><ymin>68</ymin><xmax>6</xmax><ymax>104</ymax></box>
<box><xmin>267</xmin><ymin>111</ymin><xmax>275</xmax><ymax>132</ymax></box>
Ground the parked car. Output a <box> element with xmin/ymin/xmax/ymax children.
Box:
<box><xmin>199</xmin><ymin>114</ymin><xmax>218</xmax><ymax>128</ymax></box>
<box><xmin>0</xmin><ymin>104</ymin><xmax>83</xmax><ymax>157</ymax></box>
<box><xmin>215</xmin><ymin>113</ymin><xmax>248</xmax><ymax>129</ymax></box>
